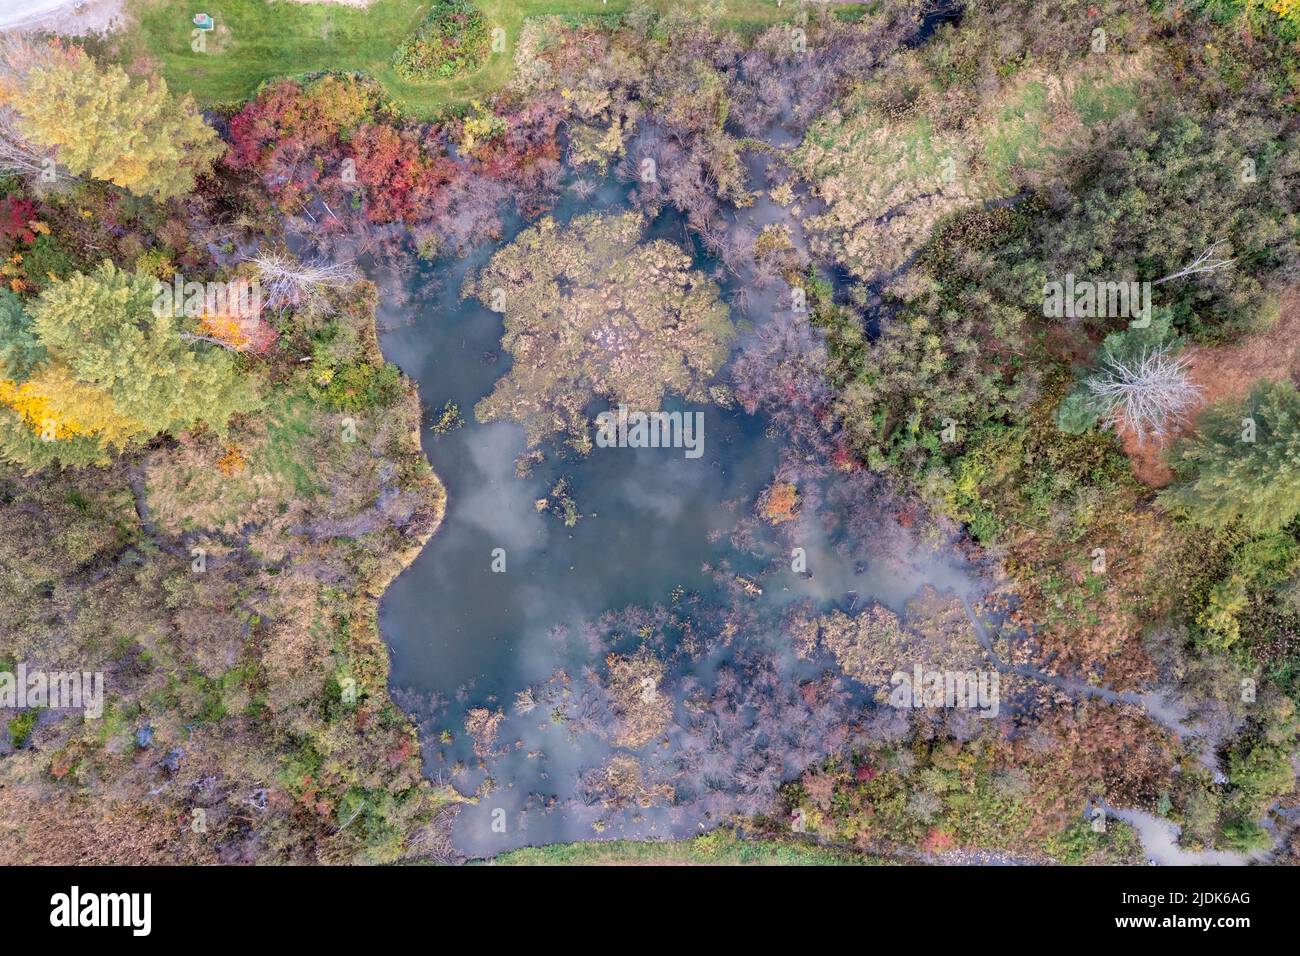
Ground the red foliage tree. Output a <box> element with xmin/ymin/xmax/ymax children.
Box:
<box><xmin>349</xmin><ymin>122</ymin><xmax>455</xmax><ymax>225</ymax></box>
<box><xmin>922</xmin><ymin>827</ymin><xmax>956</xmax><ymax>853</ymax></box>
<box><xmin>0</xmin><ymin>196</ymin><xmax>37</xmax><ymax>246</ymax></box>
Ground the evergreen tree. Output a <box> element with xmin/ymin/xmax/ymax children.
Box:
<box><xmin>1162</xmin><ymin>380</ymin><xmax>1300</xmax><ymax>533</ymax></box>
<box><xmin>0</xmin><ymin>288</ymin><xmax>43</xmax><ymax>379</ymax></box>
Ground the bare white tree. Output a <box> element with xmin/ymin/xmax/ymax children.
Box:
<box><xmin>0</xmin><ymin>35</ymin><xmax>70</xmax><ymax>184</ymax></box>
<box><xmin>1153</xmin><ymin>240</ymin><xmax>1236</xmax><ymax>286</ymax></box>
<box><xmin>1086</xmin><ymin>344</ymin><xmax>1201</xmax><ymax>441</ymax></box>
<box><xmin>567</xmin><ymin>178</ymin><xmax>597</xmax><ymax>200</ymax></box>
<box><xmin>0</xmin><ymin>110</ymin><xmax>56</xmax><ymax>180</ymax></box>
<box><xmin>245</xmin><ymin>250</ymin><xmax>359</xmax><ymax>314</ymax></box>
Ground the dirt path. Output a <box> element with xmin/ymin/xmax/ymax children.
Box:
<box><xmin>0</xmin><ymin>0</ymin><xmax>125</xmax><ymax>35</ymax></box>
<box><xmin>1104</xmin><ymin>806</ymin><xmax>1268</xmax><ymax>865</ymax></box>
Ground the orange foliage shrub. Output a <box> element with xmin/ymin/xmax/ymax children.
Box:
<box><xmin>199</xmin><ymin>310</ymin><xmax>277</xmax><ymax>355</ymax></box>
<box><xmin>761</xmin><ymin>481</ymin><xmax>799</xmax><ymax>524</ymax></box>
<box><xmin>216</xmin><ymin>444</ymin><xmax>248</xmax><ymax>476</ymax></box>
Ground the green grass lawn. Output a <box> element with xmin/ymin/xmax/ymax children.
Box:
<box><xmin>121</xmin><ymin>0</ymin><xmax>812</xmax><ymax>118</ymax></box>
<box><xmin>484</xmin><ymin>832</ymin><xmax>890</xmax><ymax>865</ymax></box>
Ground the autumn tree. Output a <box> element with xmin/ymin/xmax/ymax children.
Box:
<box><xmin>0</xmin><ymin>262</ymin><xmax>258</xmax><ymax>467</ymax></box>
<box><xmin>760</xmin><ymin>481</ymin><xmax>799</xmax><ymax>524</ymax></box>
<box><xmin>10</xmin><ymin>47</ymin><xmax>223</xmax><ymax>200</ymax></box>
<box><xmin>0</xmin><ymin>35</ymin><xmax>73</xmax><ymax>184</ymax></box>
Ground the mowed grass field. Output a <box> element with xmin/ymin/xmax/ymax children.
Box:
<box><xmin>484</xmin><ymin>833</ymin><xmax>890</xmax><ymax>865</ymax></box>
<box><xmin>120</xmin><ymin>0</ymin><xmax>824</xmax><ymax>117</ymax></box>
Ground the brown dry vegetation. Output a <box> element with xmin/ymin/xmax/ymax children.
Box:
<box><xmin>604</xmin><ymin>647</ymin><xmax>673</xmax><ymax>749</ymax></box>
<box><xmin>590</xmin><ymin>754</ymin><xmax>674</xmax><ymax>810</ymax></box>
<box><xmin>464</xmin><ymin>707</ymin><xmax>505</xmax><ymax>758</ymax></box>
<box><xmin>0</xmin><ymin>291</ymin><xmax>452</xmax><ymax>864</ymax></box>
<box><xmin>794</xmin><ymin>595</ymin><xmax>986</xmax><ymax>697</ymax></box>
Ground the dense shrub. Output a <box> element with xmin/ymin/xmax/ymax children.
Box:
<box><xmin>0</xmin><ymin>262</ymin><xmax>258</xmax><ymax>468</ymax></box>
<box><xmin>392</xmin><ymin>0</ymin><xmax>491</xmax><ymax>82</ymax></box>
<box><xmin>1181</xmin><ymin>0</ymin><xmax>1300</xmax><ymax>41</ymax></box>
<box><xmin>224</xmin><ymin>73</ymin><xmax>562</xmax><ymax>250</ymax></box>
<box><xmin>1162</xmin><ymin>381</ymin><xmax>1300</xmax><ymax>534</ymax></box>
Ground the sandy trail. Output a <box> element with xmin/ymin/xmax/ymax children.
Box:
<box><xmin>0</xmin><ymin>0</ymin><xmax>126</xmax><ymax>35</ymax></box>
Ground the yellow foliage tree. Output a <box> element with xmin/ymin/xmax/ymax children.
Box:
<box><xmin>0</xmin><ymin>363</ymin><xmax>140</xmax><ymax>446</ymax></box>
<box><xmin>199</xmin><ymin>311</ymin><xmax>252</xmax><ymax>351</ymax></box>
<box><xmin>1271</xmin><ymin>0</ymin><xmax>1300</xmax><ymax>23</ymax></box>
<box><xmin>13</xmin><ymin>48</ymin><xmax>224</xmax><ymax>200</ymax></box>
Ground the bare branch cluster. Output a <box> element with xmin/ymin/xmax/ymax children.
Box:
<box><xmin>1153</xmin><ymin>240</ymin><xmax>1236</xmax><ymax>286</ymax></box>
<box><xmin>244</xmin><ymin>250</ymin><xmax>359</xmax><ymax>314</ymax></box>
<box><xmin>0</xmin><ymin>35</ymin><xmax>68</xmax><ymax>183</ymax></box>
<box><xmin>1086</xmin><ymin>344</ymin><xmax>1201</xmax><ymax>440</ymax></box>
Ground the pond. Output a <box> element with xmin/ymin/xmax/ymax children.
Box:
<box><xmin>376</xmin><ymin>160</ymin><xmax>989</xmax><ymax>857</ymax></box>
